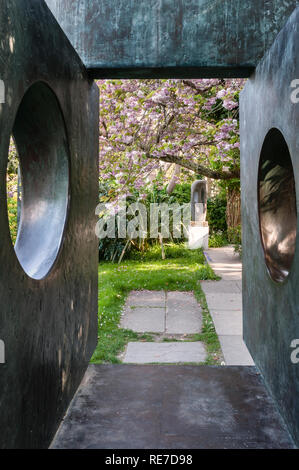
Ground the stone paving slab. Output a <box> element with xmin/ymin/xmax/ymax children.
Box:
<box><xmin>125</xmin><ymin>290</ymin><xmax>166</xmax><ymax>307</ymax></box>
<box><xmin>200</xmin><ymin>280</ymin><xmax>242</xmax><ymax>294</ymax></box>
<box><xmin>211</xmin><ymin>311</ymin><xmax>243</xmax><ymax>335</ymax></box>
<box><xmin>166</xmin><ymin>292</ymin><xmax>202</xmax><ymax>334</ymax></box>
<box><xmin>204</xmin><ymin>246</ymin><xmax>242</xmax><ymax>280</ymax></box>
<box><xmin>204</xmin><ymin>293</ymin><xmax>242</xmax><ymax>311</ymax></box>
<box><xmin>121</xmin><ymin>290</ymin><xmax>202</xmax><ymax>335</ymax></box>
<box><xmin>123</xmin><ymin>342</ymin><xmax>206</xmax><ymax>364</ymax></box>
<box><xmin>167</xmin><ymin>291</ymin><xmax>197</xmax><ymax>302</ymax></box>
<box><xmin>219</xmin><ymin>335</ymin><xmax>254</xmax><ymax>366</ymax></box>
<box><xmin>120</xmin><ymin>307</ymin><xmax>165</xmax><ymax>333</ymax></box>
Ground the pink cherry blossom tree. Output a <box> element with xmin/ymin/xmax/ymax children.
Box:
<box><xmin>98</xmin><ymin>78</ymin><xmax>245</xmax><ymax>230</ymax></box>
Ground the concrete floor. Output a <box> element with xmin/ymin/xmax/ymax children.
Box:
<box><xmin>51</xmin><ymin>365</ymin><xmax>295</xmax><ymax>449</ymax></box>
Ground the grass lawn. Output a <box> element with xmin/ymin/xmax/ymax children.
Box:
<box><xmin>91</xmin><ymin>243</ymin><xmax>222</xmax><ymax>365</ymax></box>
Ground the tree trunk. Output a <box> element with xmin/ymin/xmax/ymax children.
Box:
<box><xmin>226</xmin><ymin>187</ymin><xmax>241</xmax><ymax>239</ymax></box>
<box><xmin>167</xmin><ymin>164</ymin><xmax>181</xmax><ymax>194</ymax></box>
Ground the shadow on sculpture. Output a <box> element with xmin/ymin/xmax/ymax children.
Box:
<box><xmin>0</xmin><ymin>0</ymin><xmax>98</xmax><ymax>449</ymax></box>
<box><xmin>241</xmin><ymin>7</ymin><xmax>299</xmax><ymax>447</ymax></box>
<box><xmin>258</xmin><ymin>128</ymin><xmax>297</xmax><ymax>283</ymax></box>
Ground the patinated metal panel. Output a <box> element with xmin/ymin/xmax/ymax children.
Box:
<box><xmin>240</xmin><ymin>7</ymin><xmax>299</xmax><ymax>447</ymax></box>
<box><xmin>0</xmin><ymin>0</ymin><xmax>98</xmax><ymax>448</ymax></box>
<box><xmin>45</xmin><ymin>0</ymin><xmax>298</xmax><ymax>78</ymax></box>
<box><xmin>52</xmin><ymin>365</ymin><xmax>295</xmax><ymax>449</ymax></box>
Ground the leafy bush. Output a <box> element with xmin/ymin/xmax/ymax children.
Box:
<box><xmin>227</xmin><ymin>224</ymin><xmax>242</xmax><ymax>257</ymax></box>
<box><xmin>98</xmin><ymin>237</ymin><xmax>128</xmax><ymax>262</ymax></box>
<box><xmin>7</xmin><ymin>197</ymin><xmax>18</xmax><ymax>244</ymax></box>
<box><xmin>98</xmin><ymin>183</ymin><xmax>193</xmax><ymax>260</ymax></box>
<box><xmin>227</xmin><ymin>224</ymin><xmax>241</xmax><ymax>244</ymax></box>
<box><xmin>148</xmin><ymin>183</ymin><xmax>191</xmax><ymax>205</ymax></box>
<box><xmin>209</xmin><ymin>231</ymin><xmax>228</xmax><ymax>248</ymax></box>
<box><xmin>207</xmin><ymin>194</ymin><xmax>227</xmax><ymax>234</ymax></box>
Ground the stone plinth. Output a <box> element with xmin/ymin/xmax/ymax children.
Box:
<box><xmin>188</xmin><ymin>224</ymin><xmax>209</xmax><ymax>250</ymax></box>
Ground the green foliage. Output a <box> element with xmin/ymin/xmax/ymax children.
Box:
<box><xmin>7</xmin><ymin>197</ymin><xmax>17</xmax><ymax>244</ymax></box>
<box><xmin>129</xmin><ymin>242</ymin><xmax>205</xmax><ymax>262</ymax></box>
<box><xmin>7</xmin><ymin>137</ymin><xmax>19</xmax><ymax>176</ymax></box>
<box><xmin>227</xmin><ymin>224</ymin><xmax>241</xmax><ymax>244</ymax></box>
<box><xmin>148</xmin><ymin>183</ymin><xmax>191</xmax><ymax>205</ymax></box>
<box><xmin>209</xmin><ymin>231</ymin><xmax>229</xmax><ymax>248</ymax></box>
<box><xmin>98</xmin><ymin>237</ymin><xmax>128</xmax><ymax>262</ymax></box>
<box><xmin>98</xmin><ymin>183</ymin><xmax>193</xmax><ymax>260</ymax></box>
<box><xmin>228</xmin><ymin>224</ymin><xmax>242</xmax><ymax>257</ymax></box>
<box><xmin>207</xmin><ymin>194</ymin><xmax>227</xmax><ymax>234</ymax></box>
<box><xmin>91</xmin><ymin>244</ymin><xmax>221</xmax><ymax>364</ymax></box>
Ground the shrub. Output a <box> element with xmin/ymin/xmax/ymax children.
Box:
<box><xmin>207</xmin><ymin>194</ymin><xmax>227</xmax><ymax>234</ymax></box>
<box><xmin>227</xmin><ymin>224</ymin><xmax>242</xmax><ymax>257</ymax></box>
<box><xmin>209</xmin><ymin>231</ymin><xmax>229</xmax><ymax>248</ymax></box>
<box><xmin>7</xmin><ymin>197</ymin><xmax>18</xmax><ymax>244</ymax></box>
<box><xmin>148</xmin><ymin>183</ymin><xmax>191</xmax><ymax>205</ymax></box>
<box><xmin>98</xmin><ymin>183</ymin><xmax>193</xmax><ymax>260</ymax></box>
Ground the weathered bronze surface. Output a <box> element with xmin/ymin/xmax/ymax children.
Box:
<box><xmin>1</xmin><ymin>0</ymin><xmax>299</xmax><ymax>451</ymax></box>
<box><xmin>52</xmin><ymin>365</ymin><xmax>295</xmax><ymax>449</ymax></box>
<box><xmin>45</xmin><ymin>0</ymin><xmax>298</xmax><ymax>78</ymax></box>
<box><xmin>0</xmin><ymin>0</ymin><xmax>99</xmax><ymax>448</ymax></box>
<box><xmin>241</xmin><ymin>7</ymin><xmax>299</xmax><ymax>447</ymax></box>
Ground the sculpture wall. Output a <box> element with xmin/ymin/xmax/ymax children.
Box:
<box><xmin>0</xmin><ymin>0</ymin><xmax>99</xmax><ymax>448</ymax></box>
<box><xmin>240</xmin><ymin>7</ymin><xmax>299</xmax><ymax>446</ymax></box>
<box><xmin>45</xmin><ymin>0</ymin><xmax>298</xmax><ymax>78</ymax></box>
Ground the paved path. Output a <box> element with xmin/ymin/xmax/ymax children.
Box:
<box><xmin>201</xmin><ymin>246</ymin><xmax>254</xmax><ymax>366</ymax></box>
<box><xmin>120</xmin><ymin>290</ymin><xmax>206</xmax><ymax>363</ymax></box>
<box><xmin>204</xmin><ymin>245</ymin><xmax>242</xmax><ymax>280</ymax></box>
<box><xmin>120</xmin><ymin>246</ymin><xmax>253</xmax><ymax>365</ymax></box>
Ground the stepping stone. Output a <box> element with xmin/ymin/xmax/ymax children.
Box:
<box><xmin>123</xmin><ymin>342</ymin><xmax>206</xmax><ymax>364</ymax></box>
<box><xmin>126</xmin><ymin>290</ymin><xmax>166</xmax><ymax>307</ymax></box>
<box><xmin>121</xmin><ymin>290</ymin><xmax>202</xmax><ymax>335</ymax></box>
<box><xmin>120</xmin><ymin>307</ymin><xmax>165</xmax><ymax>333</ymax></box>
<box><xmin>166</xmin><ymin>292</ymin><xmax>202</xmax><ymax>334</ymax></box>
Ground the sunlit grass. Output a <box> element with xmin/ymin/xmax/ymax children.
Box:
<box><xmin>91</xmin><ymin>243</ymin><xmax>221</xmax><ymax>364</ymax></box>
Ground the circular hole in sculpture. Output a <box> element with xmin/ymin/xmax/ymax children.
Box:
<box><xmin>6</xmin><ymin>82</ymin><xmax>70</xmax><ymax>280</ymax></box>
<box><xmin>258</xmin><ymin>128</ymin><xmax>297</xmax><ymax>283</ymax></box>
